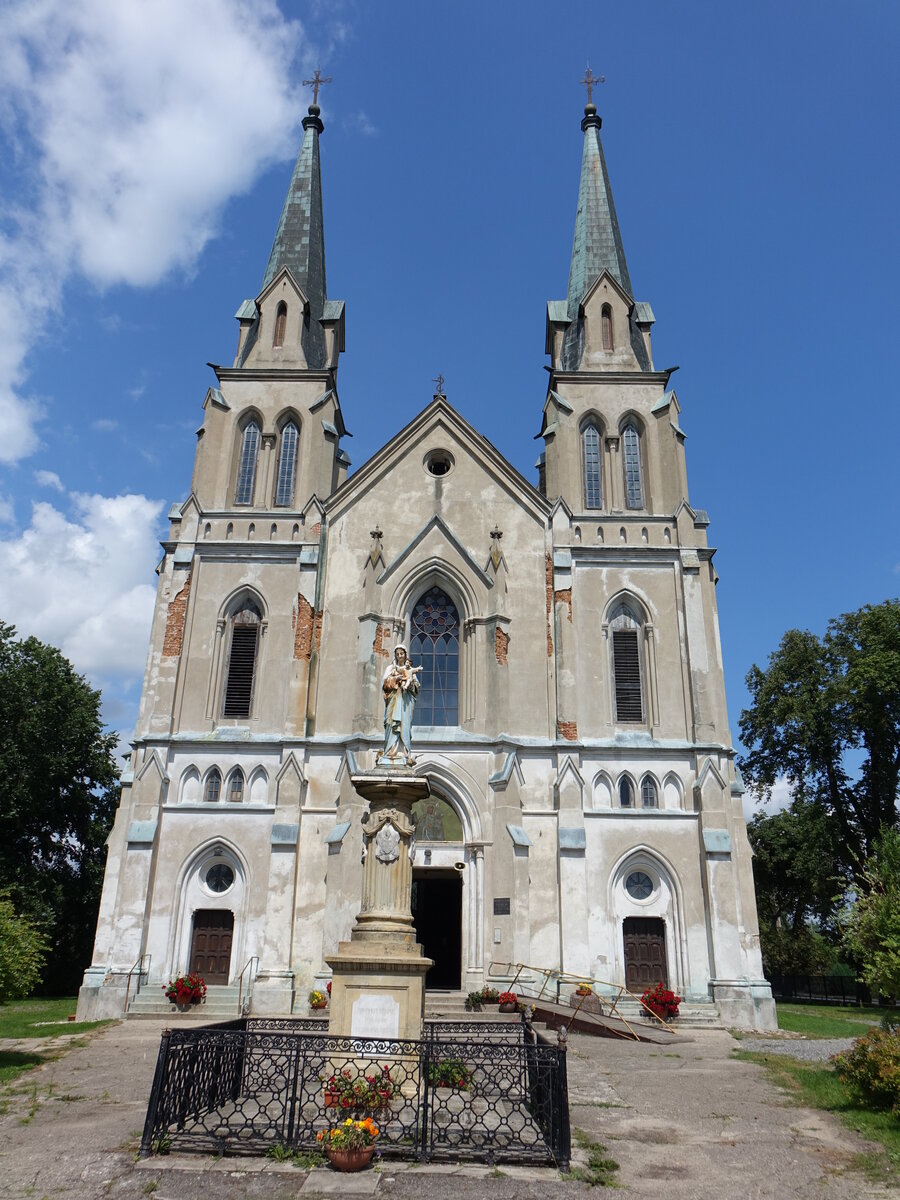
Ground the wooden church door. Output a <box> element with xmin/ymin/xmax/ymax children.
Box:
<box><xmin>623</xmin><ymin>917</ymin><xmax>668</xmax><ymax>991</ymax></box>
<box><xmin>189</xmin><ymin>910</ymin><xmax>234</xmax><ymax>984</ymax></box>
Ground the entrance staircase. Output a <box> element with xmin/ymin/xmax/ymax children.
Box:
<box><xmin>127</xmin><ymin>984</ymin><xmax>243</xmax><ymax>1020</ymax></box>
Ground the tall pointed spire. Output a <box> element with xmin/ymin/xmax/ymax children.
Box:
<box><xmin>262</xmin><ymin>102</ymin><xmax>328</xmax><ymax>366</ymax></box>
<box><xmin>566</xmin><ymin>102</ymin><xmax>632</xmax><ymax>319</ymax></box>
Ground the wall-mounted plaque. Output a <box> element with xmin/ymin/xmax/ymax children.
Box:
<box><xmin>350</xmin><ymin>993</ymin><xmax>400</xmax><ymax>1039</ymax></box>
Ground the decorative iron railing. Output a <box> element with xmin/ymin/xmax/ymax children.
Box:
<box><xmin>139</xmin><ymin>1016</ymin><xmax>569</xmax><ymax>1169</ymax></box>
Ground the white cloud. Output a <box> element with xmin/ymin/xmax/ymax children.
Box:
<box><xmin>0</xmin><ymin>495</ymin><xmax>14</xmax><ymax>524</ymax></box>
<box><xmin>34</xmin><ymin>468</ymin><xmax>64</xmax><ymax>491</ymax></box>
<box><xmin>0</xmin><ymin>0</ymin><xmax>312</xmax><ymax>463</ymax></box>
<box><xmin>345</xmin><ymin>111</ymin><xmax>377</xmax><ymax>136</ymax></box>
<box><xmin>0</xmin><ymin>490</ymin><xmax>164</xmax><ymax>680</ymax></box>
<box><xmin>742</xmin><ymin>775</ymin><xmax>793</xmax><ymax>822</ymax></box>
<box><xmin>91</xmin><ymin>418</ymin><xmax>119</xmax><ymax>432</ymax></box>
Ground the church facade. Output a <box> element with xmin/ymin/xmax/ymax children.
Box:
<box><xmin>77</xmin><ymin>94</ymin><xmax>776</xmax><ymax>1029</ymax></box>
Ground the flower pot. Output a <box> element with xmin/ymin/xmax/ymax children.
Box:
<box><xmin>323</xmin><ymin>1090</ymin><xmax>339</xmax><ymax>1108</ymax></box>
<box><xmin>311</xmin><ymin>1002</ymin><xmax>327</xmax><ymax>1010</ymax></box>
<box><xmin>325</xmin><ymin>1145</ymin><xmax>375</xmax><ymax>1172</ymax></box>
<box><xmin>499</xmin><ymin>1002</ymin><xmax>517</xmax><ymax>1013</ymax></box>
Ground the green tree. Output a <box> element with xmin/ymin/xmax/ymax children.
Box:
<box><xmin>0</xmin><ymin>622</ymin><xmax>119</xmax><ymax>993</ymax></box>
<box><xmin>747</xmin><ymin>800</ymin><xmax>844</xmax><ymax>975</ymax></box>
<box><xmin>0</xmin><ymin>894</ymin><xmax>47</xmax><ymax>1002</ymax></box>
<box><xmin>842</xmin><ymin>828</ymin><xmax>900</xmax><ymax>1000</ymax></box>
<box><xmin>740</xmin><ymin>600</ymin><xmax>900</xmax><ymax>869</ymax></box>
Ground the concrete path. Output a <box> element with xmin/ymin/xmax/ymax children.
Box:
<box><xmin>1</xmin><ymin>1020</ymin><xmax>896</xmax><ymax>1198</ymax></box>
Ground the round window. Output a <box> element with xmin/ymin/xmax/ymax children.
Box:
<box><xmin>625</xmin><ymin>870</ymin><xmax>653</xmax><ymax>900</ymax></box>
<box><xmin>205</xmin><ymin>863</ymin><xmax>234</xmax><ymax>894</ymax></box>
<box><xmin>424</xmin><ymin>450</ymin><xmax>454</xmax><ymax>477</ymax></box>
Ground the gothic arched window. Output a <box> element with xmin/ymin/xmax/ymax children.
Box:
<box><xmin>622</xmin><ymin>422</ymin><xmax>644</xmax><ymax>510</ymax></box>
<box><xmin>223</xmin><ymin>600</ymin><xmax>261</xmax><ymax>718</ymax></box>
<box><xmin>274</xmin><ymin>420</ymin><xmax>299</xmax><ymax>506</ymax></box>
<box><xmin>227</xmin><ymin>768</ymin><xmax>244</xmax><ymax>803</ymax></box>
<box><xmin>410</xmin><ymin>587</ymin><xmax>460</xmax><ymax>726</ymax></box>
<box><xmin>601</xmin><ymin>304</ymin><xmax>613</xmax><ymax>351</ymax></box>
<box><xmin>641</xmin><ymin>777</ymin><xmax>658</xmax><ymax>808</ymax></box>
<box><xmin>619</xmin><ymin>777</ymin><xmax>634</xmax><ymax>808</ymax></box>
<box><xmin>582</xmin><ymin>421</ymin><xmax>602</xmax><ymax>510</ymax></box>
<box><xmin>204</xmin><ymin>768</ymin><xmax>222</xmax><ymax>803</ymax></box>
<box><xmin>234</xmin><ymin>418</ymin><xmax>261</xmax><ymax>505</ymax></box>
<box><xmin>273</xmin><ymin>301</ymin><xmax>287</xmax><ymax>348</ymax></box>
<box><xmin>610</xmin><ymin>603</ymin><xmax>644</xmax><ymax>723</ymax></box>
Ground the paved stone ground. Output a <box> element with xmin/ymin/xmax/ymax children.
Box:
<box><xmin>1</xmin><ymin>1021</ymin><xmax>897</xmax><ymax>1199</ymax></box>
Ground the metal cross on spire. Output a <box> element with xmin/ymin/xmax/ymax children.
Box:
<box><xmin>302</xmin><ymin>67</ymin><xmax>332</xmax><ymax>106</ymax></box>
<box><xmin>579</xmin><ymin>63</ymin><xmax>605</xmax><ymax>104</ymax></box>
<box><xmin>432</xmin><ymin>373</ymin><xmax>445</xmax><ymax>396</ymax></box>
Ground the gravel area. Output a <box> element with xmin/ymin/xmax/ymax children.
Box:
<box><xmin>739</xmin><ymin>1036</ymin><xmax>856</xmax><ymax>1061</ymax></box>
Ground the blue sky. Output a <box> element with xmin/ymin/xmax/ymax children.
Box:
<box><xmin>0</xmin><ymin>0</ymin><xmax>897</xmax><ymax>777</ymax></box>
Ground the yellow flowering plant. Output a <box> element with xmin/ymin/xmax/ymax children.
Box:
<box><xmin>316</xmin><ymin>1117</ymin><xmax>380</xmax><ymax>1150</ymax></box>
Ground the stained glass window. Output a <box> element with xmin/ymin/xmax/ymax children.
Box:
<box><xmin>235</xmin><ymin>419</ymin><xmax>260</xmax><ymax>505</ymax></box>
<box><xmin>411</xmin><ymin>797</ymin><xmax>463</xmax><ymax>841</ymax></box>
<box><xmin>623</xmin><ymin>422</ymin><xmax>643</xmax><ymax>509</ymax></box>
<box><xmin>410</xmin><ymin>587</ymin><xmax>460</xmax><ymax>726</ymax></box>
<box><xmin>582</xmin><ymin>422</ymin><xmax>602</xmax><ymax>510</ymax></box>
<box><xmin>274</xmin><ymin>421</ymin><xmax>298</xmax><ymax>506</ymax></box>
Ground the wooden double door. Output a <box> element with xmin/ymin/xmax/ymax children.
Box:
<box><xmin>623</xmin><ymin>917</ymin><xmax>668</xmax><ymax>991</ymax></box>
<box><xmin>189</xmin><ymin>910</ymin><xmax>233</xmax><ymax>984</ymax></box>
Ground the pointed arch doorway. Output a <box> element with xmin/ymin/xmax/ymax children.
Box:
<box><xmin>410</xmin><ymin>794</ymin><xmax>464</xmax><ymax>989</ymax></box>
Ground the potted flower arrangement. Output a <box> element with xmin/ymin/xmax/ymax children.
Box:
<box><xmin>465</xmin><ymin>990</ymin><xmax>484</xmax><ymax>1012</ymax></box>
<box><xmin>575</xmin><ymin>983</ymin><xmax>593</xmax><ymax>997</ymax></box>
<box><xmin>163</xmin><ymin>973</ymin><xmax>206</xmax><ymax>1010</ymax></box>
<box><xmin>322</xmin><ymin>1066</ymin><xmax>395</xmax><ymax>1112</ymax></box>
<box><xmin>641</xmin><ymin>981</ymin><xmax>681</xmax><ymax>1020</ymax></box>
<box><xmin>309</xmin><ymin>988</ymin><xmax>328</xmax><ymax>1010</ymax></box>
<box><xmin>480</xmin><ymin>987</ymin><xmax>500</xmax><ymax>1005</ymax></box>
<box><xmin>497</xmin><ymin>990</ymin><xmax>519</xmax><ymax>1013</ymax></box>
<box><xmin>427</xmin><ymin>1057</ymin><xmax>472</xmax><ymax>1090</ymax></box>
<box><xmin>316</xmin><ymin>1117</ymin><xmax>379</xmax><ymax>1171</ymax></box>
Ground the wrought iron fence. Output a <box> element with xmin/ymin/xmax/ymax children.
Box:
<box><xmin>768</xmin><ymin>974</ymin><xmax>873</xmax><ymax>1006</ymax></box>
<box><xmin>140</xmin><ymin>1017</ymin><xmax>569</xmax><ymax>1169</ymax></box>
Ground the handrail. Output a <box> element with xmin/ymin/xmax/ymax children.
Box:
<box><xmin>123</xmin><ymin>953</ymin><xmax>151</xmax><ymax>1013</ymax></box>
<box><xmin>237</xmin><ymin>956</ymin><xmax>259</xmax><ymax>1014</ymax></box>
<box><xmin>490</xmin><ymin>960</ymin><xmax>677</xmax><ymax>1039</ymax></box>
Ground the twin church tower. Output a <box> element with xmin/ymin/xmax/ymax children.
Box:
<box><xmin>77</xmin><ymin>83</ymin><xmax>775</xmax><ymax>1029</ymax></box>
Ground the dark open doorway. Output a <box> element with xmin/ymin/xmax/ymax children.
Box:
<box><xmin>411</xmin><ymin>869</ymin><xmax>462</xmax><ymax>989</ymax></box>
<box><xmin>189</xmin><ymin>909</ymin><xmax>234</xmax><ymax>984</ymax></box>
<box><xmin>623</xmin><ymin>916</ymin><xmax>668</xmax><ymax>992</ymax></box>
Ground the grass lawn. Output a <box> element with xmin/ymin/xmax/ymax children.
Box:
<box><xmin>736</xmin><ymin>1044</ymin><xmax>900</xmax><ymax>1183</ymax></box>
<box><xmin>0</xmin><ymin>997</ymin><xmax>114</xmax><ymax>1087</ymax></box>
<box><xmin>776</xmin><ymin>1002</ymin><xmax>885</xmax><ymax>1039</ymax></box>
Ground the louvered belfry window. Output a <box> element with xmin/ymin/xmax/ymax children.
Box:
<box><xmin>223</xmin><ymin>602</ymin><xmax>261</xmax><ymax>718</ymax></box>
<box><xmin>410</xmin><ymin>587</ymin><xmax>460</xmax><ymax>726</ymax></box>
<box><xmin>610</xmin><ymin>604</ymin><xmax>643</xmax><ymax>722</ymax></box>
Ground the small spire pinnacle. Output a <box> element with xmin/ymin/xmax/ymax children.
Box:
<box><xmin>579</xmin><ymin>63</ymin><xmax>604</xmax><ymax>130</ymax></box>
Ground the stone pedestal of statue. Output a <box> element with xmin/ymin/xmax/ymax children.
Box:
<box><xmin>326</xmin><ymin>771</ymin><xmax>432</xmax><ymax>1042</ymax></box>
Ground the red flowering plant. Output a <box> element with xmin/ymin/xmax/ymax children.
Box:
<box><xmin>322</xmin><ymin>1065</ymin><xmax>395</xmax><ymax>1111</ymax></box>
<box><xmin>163</xmin><ymin>973</ymin><xmax>207</xmax><ymax>1005</ymax></box>
<box><xmin>497</xmin><ymin>991</ymin><xmax>519</xmax><ymax>1007</ymax></box>
<box><xmin>640</xmin><ymin>981</ymin><xmax>681</xmax><ymax>1020</ymax></box>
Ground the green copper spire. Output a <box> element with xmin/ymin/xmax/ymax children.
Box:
<box><xmin>566</xmin><ymin>103</ymin><xmax>632</xmax><ymax>319</ymax></box>
<box><xmin>262</xmin><ymin>103</ymin><xmax>327</xmax><ymax>366</ymax></box>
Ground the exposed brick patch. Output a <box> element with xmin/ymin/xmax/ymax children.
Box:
<box><xmin>545</xmin><ymin>553</ymin><xmax>554</xmax><ymax>658</ymax></box>
<box><xmin>310</xmin><ymin>521</ymin><xmax>322</xmax><ymax>538</ymax></box>
<box><xmin>554</xmin><ymin>587</ymin><xmax>573</xmax><ymax>622</ymax></box>
<box><xmin>162</xmin><ymin>572</ymin><xmax>191</xmax><ymax>657</ymax></box>
<box><xmin>294</xmin><ymin>593</ymin><xmax>315</xmax><ymax>660</ymax></box>
<box><xmin>557</xmin><ymin>720</ymin><xmax>578</xmax><ymax>741</ymax></box>
<box><xmin>495</xmin><ymin>626</ymin><xmax>509</xmax><ymax>665</ymax></box>
<box><xmin>373</xmin><ymin>623</ymin><xmax>391</xmax><ymax>659</ymax></box>
<box><xmin>313</xmin><ymin>608</ymin><xmax>323</xmax><ymax>654</ymax></box>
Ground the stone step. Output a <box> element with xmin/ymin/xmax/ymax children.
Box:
<box><xmin>127</xmin><ymin>984</ymin><xmax>243</xmax><ymax>1020</ymax></box>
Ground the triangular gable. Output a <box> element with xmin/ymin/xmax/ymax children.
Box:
<box><xmin>256</xmin><ymin>264</ymin><xmax>309</xmax><ymax>311</ymax></box>
<box><xmin>203</xmin><ymin>387</ymin><xmax>229</xmax><ymax>411</ymax></box>
<box><xmin>334</xmin><ymin>748</ymin><xmax>360</xmax><ymax>783</ymax></box>
<box><xmin>136</xmin><ymin>749</ymin><xmax>168</xmax><ymax>785</ymax></box>
<box><xmin>694</xmin><ymin>757</ymin><xmax>728</xmax><ymax>796</ymax></box>
<box><xmin>580</xmin><ymin>267</ymin><xmax>634</xmax><ymax>313</ymax></box>
<box><xmin>325</xmin><ymin>397</ymin><xmax>550</xmax><ymax>525</ymax></box>
<box><xmin>488</xmin><ymin>751</ymin><xmax>524</xmax><ymax>791</ymax></box>
<box><xmin>276</xmin><ymin>751</ymin><xmax>306</xmax><ymax>786</ymax></box>
<box><xmin>378</xmin><ymin>514</ymin><xmax>493</xmax><ymax>589</ymax></box>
